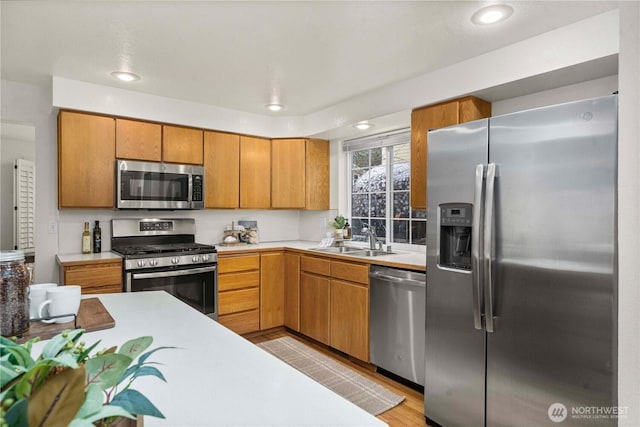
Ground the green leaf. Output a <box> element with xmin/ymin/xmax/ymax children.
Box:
<box><xmin>14</xmin><ymin>363</ymin><xmax>52</xmax><ymax>399</ymax></box>
<box><xmin>74</xmin><ymin>384</ymin><xmax>104</xmax><ymax>419</ymax></box>
<box><xmin>84</xmin><ymin>405</ymin><xmax>136</xmax><ymax>423</ymax></box>
<box><xmin>28</xmin><ymin>365</ymin><xmax>86</xmax><ymax>427</ymax></box>
<box><xmin>4</xmin><ymin>345</ymin><xmax>35</xmax><ymax>368</ymax></box>
<box><xmin>118</xmin><ymin>336</ymin><xmax>153</xmax><ymax>360</ymax></box>
<box><xmin>111</xmin><ymin>388</ymin><xmax>164</xmax><ymax>418</ymax></box>
<box><xmin>41</xmin><ymin>329</ymin><xmax>84</xmax><ymax>359</ymax></box>
<box><xmin>52</xmin><ymin>351</ymin><xmax>80</xmax><ymax>369</ymax></box>
<box><xmin>138</xmin><ymin>346</ymin><xmax>176</xmax><ymax>364</ymax></box>
<box><xmin>85</xmin><ymin>353</ymin><xmax>133</xmax><ymax>390</ymax></box>
<box><xmin>68</xmin><ymin>419</ymin><xmax>95</xmax><ymax>427</ymax></box>
<box><xmin>76</xmin><ymin>339</ymin><xmax>101</xmax><ymax>363</ymax></box>
<box><xmin>5</xmin><ymin>397</ymin><xmax>28</xmax><ymax>427</ymax></box>
<box><xmin>0</xmin><ymin>359</ymin><xmax>24</xmax><ymax>388</ymax></box>
<box><xmin>131</xmin><ymin>365</ymin><xmax>167</xmax><ymax>382</ymax></box>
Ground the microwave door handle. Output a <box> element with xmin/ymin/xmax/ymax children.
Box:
<box><xmin>132</xmin><ymin>265</ymin><xmax>217</xmax><ymax>280</ymax></box>
<box><xmin>472</xmin><ymin>164</ymin><xmax>485</xmax><ymax>330</ymax></box>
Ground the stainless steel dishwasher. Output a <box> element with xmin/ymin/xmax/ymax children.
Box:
<box><xmin>370</xmin><ymin>265</ymin><xmax>426</xmax><ymax>386</ymax></box>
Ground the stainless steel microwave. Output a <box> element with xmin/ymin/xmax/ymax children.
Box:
<box><xmin>116</xmin><ymin>160</ymin><xmax>204</xmax><ymax>210</ymax></box>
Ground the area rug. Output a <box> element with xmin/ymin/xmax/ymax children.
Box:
<box><xmin>257</xmin><ymin>336</ymin><xmax>405</xmax><ymax>415</ymax></box>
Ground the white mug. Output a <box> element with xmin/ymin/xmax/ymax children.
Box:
<box><xmin>38</xmin><ymin>285</ymin><xmax>81</xmax><ymax>324</ymax></box>
<box><xmin>29</xmin><ymin>283</ymin><xmax>58</xmax><ymax>319</ymax></box>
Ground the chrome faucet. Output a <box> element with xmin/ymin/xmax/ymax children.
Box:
<box><xmin>361</xmin><ymin>224</ymin><xmax>383</xmax><ymax>250</ymax></box>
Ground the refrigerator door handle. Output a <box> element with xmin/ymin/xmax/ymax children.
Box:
<box><xmin>472</xmin><ymin>164</ymin><xmax>485</xmax><ymax>330</ymax></box>
<box><xmin>483</xmin><ymin>163</ymin><xmax>497</xmax><ymax>333</ymax></box>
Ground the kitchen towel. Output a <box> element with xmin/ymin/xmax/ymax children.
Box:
<box><xmin>257</xmin><ymin>336</ymin><xmax>405</xmax><ymax>415</ymax></box>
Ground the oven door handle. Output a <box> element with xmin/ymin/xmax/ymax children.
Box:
<box><xmin>131</xmin><ymin>265</ymin><xmax>217</xmax><ymax>280</ymax></box>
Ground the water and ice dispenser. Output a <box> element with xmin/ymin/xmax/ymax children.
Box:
<box><xmin>438</xmin><ymin>203</ymin><xmax>472</xmax><ymax>270</ymax></box>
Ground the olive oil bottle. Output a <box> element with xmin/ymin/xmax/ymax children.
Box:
<box><xmin>81</xmin><ymin>221</ymin><xmax>91</xmax><ymax>254</ymax></box>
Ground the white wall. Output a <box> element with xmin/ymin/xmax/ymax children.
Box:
<box><xmin>617</xmin><ymin>2</ymin><xmax>640</xmax><ymax>425</ymax></box>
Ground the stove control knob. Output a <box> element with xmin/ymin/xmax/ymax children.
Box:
<box><xmin>137</xmin><ymin>260</ymin><xmax>146</xmax><ymax>268</ymax></box>
<box><xmin>171</xmin><ymin>257</ymin><xmax>180</xmax><ymax>265</ymax></box>
<box><xmin>202</xmin><ymin>254</ymin><xmax>210</xmax><ymax>262</ymax></box>
<box><xmin>149</xmin><ymin>259</ymin><xmax>158</xmax><ymax>267</ymax></box>
<box><xmin>192</xmin><ymin>255</ymin><xmax>200</xmax><ymax>263</ymax></box>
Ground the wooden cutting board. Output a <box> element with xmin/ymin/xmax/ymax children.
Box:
<box><xmin>19</xmin><ymin>297</ymin><xmax>115</xmax><ymax>342</ymax></box>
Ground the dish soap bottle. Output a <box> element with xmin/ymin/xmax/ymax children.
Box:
<box><xmin>92</xmin><ymin>220</ymin><xmax>102</xmax><ymax>253</ymax></box>
<box><xmin>82</xmin><ymin>222</ymin><xmax>91</xmax><ymax>254</ymax></box>
<box><xmin>344</xmin><ymin>221</ymin><xmax>352</xmax><ymax>240</ymax></box>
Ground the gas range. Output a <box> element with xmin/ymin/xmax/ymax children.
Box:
<box><xmin>111</xmin><ymin>218</ymin><xmax>218</xmax><ymax>271</ymax></box>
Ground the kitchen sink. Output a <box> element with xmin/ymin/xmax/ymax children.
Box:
<box><xmin>310</xmin><ymin>246</ymin><xmax>365</xmax><ymax>253</ymax></box>
<box><xmin>311</xmin><ymin>247</ymin><xmax>395</xmax><ymax>257</ymax></box>
<box><xmin>346</xmin><ymin>249</ymin><xmax>395</xmax><ymax>257</ymax></box>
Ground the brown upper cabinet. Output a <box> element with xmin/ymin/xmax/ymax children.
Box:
<box><xmin>162</xmin><ymin>125</ymin><xmax>204</xmax><ymax>165</ymax></box>
<box><xmin>305</xmin><ymin>139</ymin><xmax>330</xmax><ymax>210</ymax></box>
<box><xmin>272</xmin><ymin>138</ymin><xmax>306</xmax><ymax>209</ymax></box>
<box><xmin>58</xmin><ymin>111</ymin><xmax>115</xmax><ymax>208</ymax></box>
<box><xmin>204</xmin><ymin>131</ymin><xmax>240</xmax><ymax>208</ymax></box>
<box><xmin>411</xmin><ymin>96</ymin><xmax>491</xmax><ymax>210</ymax></box>
<box><xmin>240</xmin><ymin>136</ymin><xmax>271</xmax><ymax>209</ymax></box>
<box><xmin>115</xmin><ymin>118</ymin><xmax>162</xmax><ymax>162</ymax></box>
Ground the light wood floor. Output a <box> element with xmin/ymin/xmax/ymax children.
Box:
<box><xmin>247</xmin><ymin>328</ymin><xmax>430</xmax><ymax>427</ymax></box>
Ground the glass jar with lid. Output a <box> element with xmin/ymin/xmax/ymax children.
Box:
<box><xmin>0</xmin><ymin>250</ymin><xmax>30</xmax><ymax>337</ymax></box>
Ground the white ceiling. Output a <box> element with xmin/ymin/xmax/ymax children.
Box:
<box><xmin>1</xmin><ymin>1</ymin><xmax>618</xmax><ymax>117</ymax></box>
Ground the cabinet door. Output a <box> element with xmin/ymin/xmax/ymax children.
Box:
<box><xmin>411</xmin><ymin>96</ymin><xmax>491</xmax><ymax>210</ymax></box>
<box><xmin>63</xmin><ymin>261</ymin><xmax>122</xmax><ymax>294</ymax></box>
<box><xmin>204</xmin><ymin>131</ymin><xmax>239</xmax><ymax>208</ymax></box>
<box><xmin>410</xmin><ymin>102</ymin><xmax>459</xmax><ymax>210</ymax></box>
<box><xmin>284</xmin><ymin>252</ymin><xmax>301</xmax><ymax>331</ymax></box>
<box><xmin>330</xmin><ymin>279</ymin><xmax>369</xmax><ymax>361</ymax></box>
<box><xmin>240</xmin><ymin>136</ymin><xmax>271</xmax><ymax>208</ymax></box>
<box><xmin>260</xmin><ymin>252</ymin><xmax>284</xmax><ymax>329</ymax></box>
<box><xmin>58</xmin><ymin>111</ymin><xmax>115</xmax><ymax>208</ymax></box>
<box><xmin>300</xmin><ymin>272</ymin><xmax>330</xmax><ymax>345</ymax></box>
<box><xmin>271</xmin><ymin>138</ymin><xmax>305</xmax><ymax>208</ymax></box>
<box><xmin>115</xmin><ymin>118</ymin><xmax>162</xmax><ymax>161</ymax></box>
<box><xmin>305</xmin><ymin>138</ymin><xmax>330</xmax><ymax>210</ymax></box>
<box><xmin>162</xmin><ymin>125</ymin><xmax>204</xmax><ymax>165</ymax></box>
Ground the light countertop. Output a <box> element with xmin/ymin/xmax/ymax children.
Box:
<box><xmin>31</xmin><ymin>291</ymin><xmax>386</xmax><ymax>426</ymax></box>
<box><xmin>58</xmin><ymin>240</ymin><xmax>426</xmax><ymax>271</ymax></box>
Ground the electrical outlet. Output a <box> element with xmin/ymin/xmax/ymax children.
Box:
<box><xmin>48</xmin><ymin>220</ymin><xmax>58</xmax><ymax>234</ymax></box>
<box><xmin>320</xmin><ymin>217</ymin><xmax>327</xmax><ymax>228</ymax></box>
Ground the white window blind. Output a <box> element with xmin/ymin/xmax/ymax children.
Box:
<box><xmin>14</xmin><ymin>158</ymin><xmax>35</xmax><ymax>252</ymax></box>
<box><xmin>342</xmin><ymin>128</ymin><xmax>410</xmax><ymax>152</ymax></box>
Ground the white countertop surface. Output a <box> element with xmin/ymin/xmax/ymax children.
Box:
<box><xmin>31</xmin><ymin>291</ymin><xmax>387</xmax><ymax>427</ymax></box>
<box><xmin>57</xmin><ymin>240</ymin><xmax>426</xmax><ymax>270</ymax></box>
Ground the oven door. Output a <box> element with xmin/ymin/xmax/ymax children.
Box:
<box><xmin>125</xmin><ymin>264</ymin><xmax>217</xmax><ymax>320</ymax></box>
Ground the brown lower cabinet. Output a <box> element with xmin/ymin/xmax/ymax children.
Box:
<box><xmin>217</xmin><ymin>253</ymin><xmax>261</xmax><ymax>334</ymax></box>
<box><xmin>299</xmin><ymin>255</ymin><xmax>370</xmax><ymax>361</ymax></box>
<box><xmin>58</xmin><ymin>259</ymin><xmax>122</xmax><ymax>294</ymax></box>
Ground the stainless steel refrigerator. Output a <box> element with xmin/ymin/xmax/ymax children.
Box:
<box><xmin>425</xmin><ymin>95</ymin><xmax>617</xmax><ymax>427</ymax></box>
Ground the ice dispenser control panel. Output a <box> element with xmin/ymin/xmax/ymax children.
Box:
<box><xmin>439</xmin><ymin>203</ymin><xmax>472</xmax><ymax>270</ymax></box>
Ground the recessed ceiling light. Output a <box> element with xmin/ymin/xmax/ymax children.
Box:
<box><xmin>471</xmin><ymin>4</ymin><xmax>513</xmax><ymax>25</ymax></box>
<box><xmin>110</xmin><ymin>71</ymin><xmax>141</xmax><ymax>82</ymax></box>
<box><xmin>353</xmin><ymin>121</ymin><xmax>373</xmax><ymax>130</ymax></box>
<box><xmin>265</xmin><ymin>103</ymin><xmax>285</xmax><ymax>112</ymax></box>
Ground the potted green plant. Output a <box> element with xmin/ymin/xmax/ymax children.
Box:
<box><xmin>330</xmin><ymin>215</ymin><xmax>347</xmax><ymax>239</ymax></box>
<box><xmin>0</xmin><ymin>329</ymin><xmax>171</xmax><ymax>427</ymax></box>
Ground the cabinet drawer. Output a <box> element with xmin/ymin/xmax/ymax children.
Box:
<box><xmin>331</xmin><ymin>260</ymin><xmax>369</xmax><ymax>285</ymax></box>
<box><xmin>300</xmin><ymin>255</ymin><xmax>331</xmax><ymax>276</ymax></box>
<box><xmin>218</xmin><ymin>309</ymin><xmax>260</xmax><ymax>335</ymax></box>
<box><xmin>218</xmin><ymin>254</ymin><xmax>260</xmax><ymax>273</ymax></box>
<box><xmin>219</xmin><ymin>271</ymin><xmax>260</xmax><ymax>291</ymax></box>
<box><xmin>64</xmin><ymin>262</ymin><xmax>122</xmax><ymax>294</ymax></box>
<box><xmin>218</xmin><ymin>288</ymin><xmax>259</xmax><ymax>315</ymax></box>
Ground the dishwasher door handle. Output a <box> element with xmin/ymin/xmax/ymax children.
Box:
<box><xmin>369</xmin><ymin>273</ymin><xmax>426</xmax><ymax>288</ymax></box>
